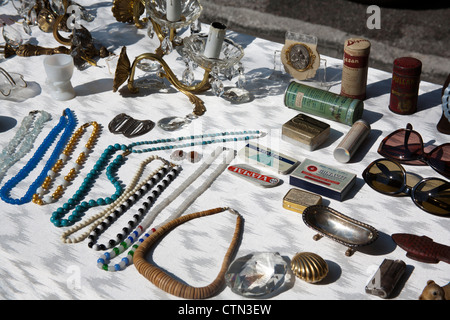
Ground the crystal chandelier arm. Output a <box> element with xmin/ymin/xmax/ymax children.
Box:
<box><xmin>52</xmin><ymin>0</ymin><xmax>72</xmax><ymax>46</ymax></box>
<box><xmin>128</xmin><ymin>52</ymin><xmax>210</xmax><ymax>115</ymax></box>
<box><xmin>128</xmin><ymin>53</ymin><xmax>211</xmax><ymax>92</ymax></box>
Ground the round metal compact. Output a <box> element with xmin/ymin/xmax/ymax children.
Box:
<box><xmin>281</xmin><ymin>33</ymin><xmax>320</xmax><ymax>81</ymax></box>
<box><xmin>286</xmin><ymin>43</ymin><xmax>315</xmax><ymax>72</ymax></box>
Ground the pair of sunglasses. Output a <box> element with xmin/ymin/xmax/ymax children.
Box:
<box><xmin>378</xmin><ymin>123</ymin><xmax>450</xmax><ymax>179</ymax></box>
<box><xmin>363</xmin><ymin>158</ymin><xmax>450</xmax><ymax>216</ymax></box>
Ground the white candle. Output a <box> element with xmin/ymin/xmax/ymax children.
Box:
<box><xmin>203</xmin><ymin>22</ymin><xmax>227</xmax><ymax>59</ymax></box>
<box><xmin>166</xmin><ymin>0</ymin><xmax>182</xmax><ymax>22</ymax></box>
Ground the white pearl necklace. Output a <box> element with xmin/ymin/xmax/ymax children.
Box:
<box><xmin>60</xmin><ymin>155</ymin><xmax>173</xmax><ymax>244</ymax></box>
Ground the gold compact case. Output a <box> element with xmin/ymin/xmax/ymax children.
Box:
<box><xmin>282</xmin><ymin>113</ymin><xmax>330</xmax><ymax>151</ymax></box>
<box><xmin>282</xmin><ymin>188</ymin><xmax>322</xmax><ymax>214</ymax></box>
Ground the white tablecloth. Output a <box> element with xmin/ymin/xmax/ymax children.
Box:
<box><xmin>0</xmin><ymin>1</ymin><xmax>448</xmax><ymax>302</ymax></box>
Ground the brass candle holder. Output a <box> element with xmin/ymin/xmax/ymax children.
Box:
<box><xmin>1</xmin><ymin>0</ymin><xmax>107</xmax><ymax>68</ymax></box>
<box><xmin>112</xmin><ymin>0</ymin><xmax>245</xmax><ymax>120</ymax></box>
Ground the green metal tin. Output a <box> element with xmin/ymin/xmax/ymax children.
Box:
<box><xmin>284</xmin><ymin>82</ymin><xmax>364</xmax><ymax>126</ymax></box>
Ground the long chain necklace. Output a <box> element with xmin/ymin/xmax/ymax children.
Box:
<box><xmin>0</xmin><ymin>110</ymin><xmax>51</xmax><ymax>184</ymax></box>
<box><xmin>59</xmin><ymin>155</ymin><xmax>178</xmax><ymax>246</ymax></box>
<box><xmin>32</xmin><ymin>121</ymin><xmax>101</xmax><ymax>205</ymax></box>
<box><xmin>134</xmin><ymin>207</ymin><xmax>243</xmax><ymax>299</ymax></box>
<box><xmin>96</xmin><ymin>147</ymin><xmax>235</xmax><ymax>272</ymax></box>
<box><xmin>0</xmin><ymin>108</ymin><xmax>76</xmax><ymax>205</ymax></box>
<box><xmin>126</xmin><ymin>130</ymin><xmax>263</xmax><ymax>153</ymax></box>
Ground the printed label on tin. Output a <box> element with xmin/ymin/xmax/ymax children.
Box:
<box><xmin>389</xmin><ymin>74</ymin><xmax>420</xmax><ymax>114</ymax></box>
<box><xmin>291</xmin><ymin>159</ymin><xmax>355</xmax><ymax>192</ymax></box>
<box><xmin>228</xmin><ymin>164</ymin><xmax>280</xmax><ymax>188</ymax></box>
<box><xmin>295</xmin><ymin>92</ymin><xmax>304</xmax><ymax>108</ymax></box>
<box><xmin>238</xmin><ymin>143</ymin><xmax>300</xmax><ymax>174</ymax></box>
<box><xmin>285</xmin><ymin>82</ymin><xmax>363</xmax><ymax>125</ymax></box>
<box><xmin>343</xmin><ymin>52</ymin><xmax>369</xmax><ymax>69</ymax></box>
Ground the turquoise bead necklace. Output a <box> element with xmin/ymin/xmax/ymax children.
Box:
<box><xmin>59</xmin><ymin>155</ymin><xmax>178</xmax><ymax>245</ymax></box>
<box><xmin>127</xmin><ymin>130</ymin><xmax>263</xmax><ymax>153</ymax></box>
<box><xmin>52</xmin><ymin>130</ymin><xmax>263</xmax><ymax>229</ymax></box>
<box><xmin>50</xmin><ymin>143</ymin><xmax>129</xmax><ymax>227</ymax></box>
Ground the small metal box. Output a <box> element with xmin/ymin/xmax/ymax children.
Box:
<box><xmin>282</xmin><ymin>113</ymin><xmax>330</xmax><ymax>151</ymax></box>
<box><xmin>282</xmin><ymin>188</ymin><xmax>322</xmax><ymax>214</ymax></box>
<box><xmin>289</xmin><ymin>158</ymin><xmax>356</xmax><ymax>201</ymax></box>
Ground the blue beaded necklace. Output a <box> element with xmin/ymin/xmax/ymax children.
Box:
<box><xmin>52</xmin><ymin>130</ymin><xmax>263</xmax><ymax>228</ymax></box>
<box><xmin>0</xmin><ymin>108</ymin><xmax>77</xmax><ymax>205</ymax></box>
<box><xmin>0</xmin><ymin>110</ymin><xmax>51</xmax><ymax>185</ymax></box>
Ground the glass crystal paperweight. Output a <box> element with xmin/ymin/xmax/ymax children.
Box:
<box><xmin>225</xmin><ymin>252</ymin><xmax>288</xmax><ymax>297</ymax></box>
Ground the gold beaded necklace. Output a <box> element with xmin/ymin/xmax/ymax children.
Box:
<box><xmin>32</xmin><ymin>121</ymin><xmax>100</xmax><ymax>205</ymax></box>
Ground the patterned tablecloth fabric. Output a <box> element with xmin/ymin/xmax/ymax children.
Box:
<box><xmin>0</xmin><ymin>1</ymin><xmax>448</xmax><ymax>300</ymax></box>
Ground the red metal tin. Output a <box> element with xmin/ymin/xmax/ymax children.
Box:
<box><xmin>389</xmin><ymin>57</ymin><xmax>422</xmax><ymax>115</ymax></box>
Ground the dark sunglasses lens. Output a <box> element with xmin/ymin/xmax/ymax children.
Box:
<box><xmin>413</xmin><ymin>179</ymin><xmax>450</xmax><ymax>215</ymax></box>
<box><xmin>428</xmin><ymin>144</ymin><xmax>450</xmax><ymax>178</ymax></box>
<box><xmin>365</xmin><ymin>160</ymin><xmax>405</xmax><ymax>194</ymax></box>
<box><xmin>380</xmin><ymin>130</ymin><xmax>424</xmax><ymax>163</ymax></box>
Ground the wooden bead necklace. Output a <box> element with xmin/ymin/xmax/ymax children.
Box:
<box><xmin>32</xmin><ymin>121</ymin><xmax>100</xmax><ymax>205</ymax></box>
<box><xmin>96</xmin><ymin>147</ymin><xmax>235</xmax><ymax>272</ymax></box>
<box><xmin>134</xmin><ymin>207</ymin><xmax>243</xmax><ymax>299</ymax></box>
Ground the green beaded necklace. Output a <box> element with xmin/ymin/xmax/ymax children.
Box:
<box><xmin>50</xmin><ymin>143</ymin><xmax>129</xmax><ymax>227</ymax></box>
<box><xmin>127</xmin><ymin>130</ymin><xmax>263</xmax><ymax>153</ymax></box>
<box><xmin>51</xmin><ymin>130</ymin><xmax>263</xmax><ymax>228</ymax></box>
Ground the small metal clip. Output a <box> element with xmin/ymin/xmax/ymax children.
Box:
<box><xmin>226</xmin><ymin>207</ymin><xmax>240</xmax><ymax>216</ymax></box>
<box><xmin>108</xmin><ymin>113</ymin><xmax>155</xmax><ymax>138</ymax></box>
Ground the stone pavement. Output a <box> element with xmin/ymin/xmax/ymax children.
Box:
<box><xmin>199</xmin><ymin>0</ymin><xmax>450</xmax><ymax>85</ymax></box>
